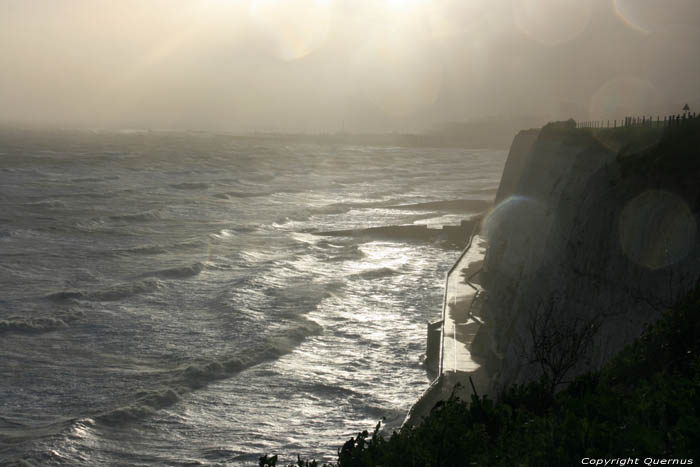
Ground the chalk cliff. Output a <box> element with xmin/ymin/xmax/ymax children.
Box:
<box><xmin>474</xmin><ymin>120</ymin><xmax>700</xmax><ymax>392</ymax></box>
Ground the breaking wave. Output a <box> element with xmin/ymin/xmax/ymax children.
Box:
<box><xmin>94</xmin><ymin>318</ymin><xmax>322</xmax><ymax>426</ymax></box>
<box><xmin>0</xmin><ymin>310</ymin><xmax>85</xmax><ymax>335</ymax></box>
<box><xmin>25</xmin><ymin>199</ymin><xmax>68</xmax><ymax>208</ymax></box>
<box><xmin>94</xmin><ymin>389</ymin><xmax>181</xmax><ymax>425</ymax></box>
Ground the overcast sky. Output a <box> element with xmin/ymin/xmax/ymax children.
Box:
<box><xmin>1</xmin><ymin>0</ymin><xmax>699</xmax><ymax>132</ymax></box>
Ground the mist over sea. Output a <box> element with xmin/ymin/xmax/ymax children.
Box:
<box><xmin>0</xmin><ymin>131</ymin><xmax>506</xmax><ymax>465</ymax></box>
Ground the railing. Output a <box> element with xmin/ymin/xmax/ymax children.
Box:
<box><xmin>576</xmin><ymin>112</ymin><xmax>698</xmax><ymax>129</ymax></box>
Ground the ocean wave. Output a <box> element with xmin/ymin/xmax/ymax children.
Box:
<box><xmin>140</xmin><ymin>262</ymin><xmax>204</xmax><ymax>279</ymax></box>
<box><xmin>93</xmin><ymin>318</ymin><xmax>322</xmax><ymax>426</ymax></box>
<box><xmin>0</xmin><ymin>168</ymin><xmax>46</xmax><ymax>176</ymax></box>
<box><xmin>324</xmin><ymin>244</ymin><xmax>365</xmax><ymax>262</ymax></box>
<box><xmin>107</xmin><ymin>239</ymin><xmax>205</xmax><ymax>257</ymax></box>
<box><xmin>213</xmin><ymin>190</ymin><xmax>270</xmax><ymax>200</ymax></box>
<box><xmin>76</xmin><ymin>211</ymin><xmax>164</xmax><ymax>232</ymax></box>
<box><xmin>25</xmin><ymin>199</ymin><xmax>68</xmax><ymax>208</ymax></box>
<box><xmin>273</xmin><ymin>214</ymin><xmax>311</xmax><ymax>226</ymax></box>
<box><xmin>108</xmin><ymin>210</ymin><xmax>162</xmax><ymax>223</ymax></box>
<box><xmin>94</xmin><ymin>389</ymin><xmax>180</xmax><ymax>425</ymax></box>
<box><xmin>71</xmin><ymin>177</ymin><xmax>103</xmax><ymax>183</ymax></box>
<box><xmin>61</xmin><ymin>189</ymin><xmax>116</xmax><ymax>199</ymax></box>
<box><xmin>0</xmin><ymin>317</ymin><xmax>67</xmax><ymax>334</ymax></box>
<box><xmin>299</xmin><ymin>382</ymin><xmax>360</xmax><ymax>399</ymax></box>
<box><xmin>348</xmin><ymin>267</ymin><xmax>400</xmax><ymax>280</ymax></box>
<box><xmin>168</xmin><ymin>182</ymin><xmax>210</xmax><ymax>190</ymax></box>
<box><xmin>71</xmin><ymin>176</ymin><xmax>119</xmax><ymax>183</ymax></box>
<box><xmin>74</xmin><ymin>219</ymin><xmax>108</xmax><ymax>232</ymax></box>
<box><xmin>111</xmin><ymin>245</ymin><xmax>169</xmax><ymax>256</ymax></box>
<box><xmin>209</xmin><ymin>229</ymin><xmax>235</xmax><ymax>240</ymax></box>
<box><xmin>176</xmin><ymin>319</ymin><xmax>322</xmax><ymax>392</ymax></box>
<box><xmin>0</xmin><ymin>228</ymin><xmax>50</xmax><ymax>241</ymax></box>
<box><xmin>0</xmin><ymin>310</ymin><xmax>85</xmax><ymax>335</ymax></box>
<box><xmin>46</xmin><ymin>279</ymin><xmax>162</xmax><ymax>302</ymax></box>
<box><xmin>311</xmin><ymin>200</ymin><xmax>393</xmax><ymax>216</ymax></box>
<box><xmin>386</xmin><ymin>198</ymin><xmax>492</xmax><ymax>212</ymax></box>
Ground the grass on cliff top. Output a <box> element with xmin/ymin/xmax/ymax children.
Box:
<box><xmin>262</xmin><ymin>287</ymin><xmax>700</xmax><ymax>467</ymax></box>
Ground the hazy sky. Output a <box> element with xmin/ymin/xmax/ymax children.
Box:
<box><xmin>1</xmin><ymin>0</ymin><xmax>699</xmax><ymax>132</ymax></box>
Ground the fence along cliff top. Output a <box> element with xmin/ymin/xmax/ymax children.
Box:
<box><xmin>576</xmin><ymin>107</ymin><xmax>697</xmax><ymax>129</ymax></box>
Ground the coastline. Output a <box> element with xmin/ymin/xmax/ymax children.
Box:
<box><xmin>405</xmin><ymin>116</ymin><xmax>700</xmax><ymax>428</ymax></box>
<box><xmin>403</xmin><ymin>219</ymin><xmax>491</xmax><ymax>427</ymax></box>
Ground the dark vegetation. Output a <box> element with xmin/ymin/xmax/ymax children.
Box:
<box><xmin>615</xmin><ymin>117</ymin><xmax>700</xmax><ymax>177</ymax></box>
<box><xmin>262</xmin><ymin>287</ymin><xmax>700</xmax><ymax>466</ymax></box>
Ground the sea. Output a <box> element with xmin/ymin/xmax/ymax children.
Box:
<box><xmin>0</xmin><ymin>130</ymin><xmax>506</xmax><ymax>466</ymax></box>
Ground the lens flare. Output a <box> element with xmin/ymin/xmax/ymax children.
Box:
<box><xmin>351</xmin><ymin>30</ymin><xmax>443</xmax><ymax>117</ymax></box>
<box><xmin>588</xmin><ymin>76</ymin><xmax>670</xmax><ymax>151</ymax></box>
<box><xmin>249</xmin><ymin>0</ymin><xmax>332</xmax><ymax>61</ymax></box>
<box><xmin>589</xmin><ymin>76</ymin><xmax>669</xmax><ymax>120</ymax></box>
<box><xmin>513</xmin><ymin>0</ymin><xmax>592</xmax><ymax>46</ymax></box>
<box><xmin>613</xmin><ymin>0</ymin><xmax>652</xmax><ymax>34</ymax></box>
<box><xmin>618</xmin><ymin>190</ymin><xmax>696</xmax><ymax>270</ymax></box>
<box><xmin>481</xmin><ymin>195</ymin><xmax>545</xmax><ymax>241</ymax></box>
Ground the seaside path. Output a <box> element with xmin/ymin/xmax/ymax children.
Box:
<box><xmin>439</xmin><ymin>234</ymin><xmax>486</xmax><ymax>374</ymax></box>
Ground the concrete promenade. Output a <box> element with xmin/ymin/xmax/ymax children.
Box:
<box><xmin>402</xmin><ymin>232</ymin><xmax>489</xmax><ymax>428</ymax></box>
<box><xmin>439</xmin><ymin>233</ymin><xmax>486</xmax><ymax>375</ymax></box>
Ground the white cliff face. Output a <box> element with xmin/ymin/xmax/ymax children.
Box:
<box><xmin>477</xmin><ymin>124</ymin><xmax>700</xmax><ymax>393</ymax></box>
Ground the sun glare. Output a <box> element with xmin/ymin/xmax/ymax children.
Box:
<box><xmin>386</xmin><ymin>0</ymin><xmax>424</xmax><ymax>9</ymax></box>
<box><xmin>249</xmin><ymin>0</ymin><xmax>332</xmax><ymax>60</ymax></box>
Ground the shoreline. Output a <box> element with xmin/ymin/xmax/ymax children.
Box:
<box><xmin>403</xmin><ymin>219</ymin><xmax>492</xmax><ymax>427</ymax></box>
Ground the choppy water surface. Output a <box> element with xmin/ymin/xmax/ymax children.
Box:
<box><xmin>0</xmin><ymin>130</ymin><xmax>506</xmax><ymax>465</ymax></box>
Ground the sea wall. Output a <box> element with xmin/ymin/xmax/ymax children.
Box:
<box><xmin>474</xmin><ymin>121</ymin><xmax>700</xmax><ymax>392</ymax></box>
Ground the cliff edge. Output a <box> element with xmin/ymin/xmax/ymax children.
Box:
<box><xmin>475</xmin><ymin>119</ymin><xmax>700</xmax><ymax>393</ymax></box>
